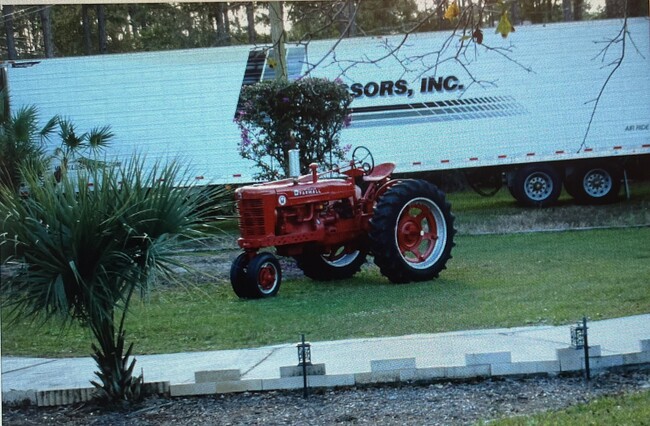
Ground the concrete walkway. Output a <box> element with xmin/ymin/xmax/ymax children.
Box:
<box><xmin>2</xmin><ymin>314</ymin><xmax>649</xmax><ymax>405</ymax></box>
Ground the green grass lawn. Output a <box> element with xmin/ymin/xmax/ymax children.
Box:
<box><xmin>3</xmin><ymin>226</ymin><xmax>649</xmax><ymax>357</ymax></box>
<box><xmin>487</xmin><ymin>389</ymin><xmax>650</xmax><ymax>425</ymax></box>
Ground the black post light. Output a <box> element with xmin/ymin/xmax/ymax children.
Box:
<box><xmin>297</xmin><ymin>334</ymin><xmax>311</xmax><ymax>398</ymax></box>
<box><xmin>570</xmin><ymin>316</ymin><xmax>590</xmax><ymax>381</ymax></box>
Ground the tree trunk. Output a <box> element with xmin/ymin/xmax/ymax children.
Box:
<box><xmin>3</xmin><ymin>5</ymin><xmax>17</xmax><ymax>60</ymax></box>
<box><xmin>573</xmin><ymin>0</ymin><xmax>583</xmax><ymax>20</ymax></box>
<box><xmin>339</xmin><ymin>0</ymin><xmax>357</xmax><ymax>37</ymax></box>
<box><xmin>39</xmin><ymin>6</ymin><xmax>56</xmax><ymax>58</ymax></box>
<box><xmin>269</xmin><ymin>1</ymin><xmax>287</xmax><ymax>82</ymax></box>
<box><xmin>214</xmin><ymin>3</ymin><xmax>229</xmax><ymax>46</ymax></box>
<box><xmin>82</xmin><ymin>5</ymin><xmax>92</xmax><ymax>55</ymax></box>
<box><xmin>97</xmin><ymin>4</ymin><xmax>107</xmax><ymax>54</ymax></box>
<box><xmin>246</xmin><ymin>2</ymin><xmax>256</xmax><ymax>44</ymax></box>
<box><xmin>223</xmin><ymin>3</ymin><xmax>231</xmax><ymax>45</ymax></box>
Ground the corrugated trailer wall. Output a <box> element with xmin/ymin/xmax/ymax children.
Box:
<box><xmin>314</xmin><ymin>18</ymin><xmax>650</xmax><ymax>173</ymax></box>
<box><xmin>6</xmin><ymin>46</ymin><xmax>252</xmax><ymax>184</ymax></box>
<box><xmin>5</xmin><ymin>18</ymin><xmax>649</xmax><ymax>184</ymax></box>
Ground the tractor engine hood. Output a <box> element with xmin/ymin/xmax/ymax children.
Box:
<box><xmin>236</xmin><ymin>178</ymin><xmax>356</xmax><ymax>208</ymax></box>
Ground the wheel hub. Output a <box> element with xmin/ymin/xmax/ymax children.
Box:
<box><xmin>584</xmin><ymin>170</ymin><xmax>611</xmax><ymax>197</ymax></box>
<box><xmin>397</xmin><ymin>202</ymin><xmax>438</xmax><ymax>263</ymax></box>
<box><xmin>525</xmin><ymin>174</ymin><xmax>552</xmax><ymax>200</ymax></box>
<box><xmin>258</xmin><ymin>263</ymin><xmax>277</xmax><ymax>290</ymax></box>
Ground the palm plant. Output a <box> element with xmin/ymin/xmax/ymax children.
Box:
<box><xmin>0</xmin><ymin>89</ymin><xmax>57</xmax><ymax>191</ymax></box>
<box><xmin>1</xmin><ymin>89</ymin><xmax>114</xmax><ymax>191</ymax></box>
<box><xmin>1</xmin><ymin>158</ymin><xmax>225</xmax><ymax>402</ymax></box>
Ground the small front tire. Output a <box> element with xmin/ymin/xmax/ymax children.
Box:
<box><xmin>246</xmin><ymin>253</ymin><xmax>282</xmax><ymax>298</ymax></box>
<box><xmin>230</xmin><ymin>253</ymin><xmax>252</xmax><ymax>299</ymax></box>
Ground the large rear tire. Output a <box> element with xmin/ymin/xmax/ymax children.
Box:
<box><xmin>369</xmin><ymin>179</ymin><xmax>455</xmax><ymax>283</ymax></box>
<box><xmin>295</xmin><ymin>245</ymin><xmax>367</xmax><ymax>281</ymax></box>
<box><xmin>565</xmin><ymin>163</ymin><xmax>621</xmax><ymax>204</ymax></box>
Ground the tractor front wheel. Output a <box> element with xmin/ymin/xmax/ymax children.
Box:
<box><xmin>369</xmin><ymin>179</ymin><xmax>455</xmax><ymax>283</ymax></box>
<box><xmin>295</xmin><ymin>245</ymin><xmax>366</xmax><ymax>281</ymax></box>
<box><xmin>230</xmin><ymin>253</ymin><xmax>252</xmax><ymax>298</ymax></box>
<box><xmin>230</xmin><ymin>252</ymin><xmax>282</xmax><ymax>299</ymax></box>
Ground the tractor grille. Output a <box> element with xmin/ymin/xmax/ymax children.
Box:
<box><xmin>238</xmin><ymin>199</ymin><xmax>266</xmax><ymax>237</ymax></box>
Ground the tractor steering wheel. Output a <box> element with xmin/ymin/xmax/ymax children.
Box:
<box><xmin>352</xmin><ymin>146</ymin><xmax>374</xmax><ymax>174</ymax></box>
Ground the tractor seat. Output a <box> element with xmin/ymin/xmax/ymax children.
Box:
<box><xmin>363</xmin><ymin>162</ymin><xmax>396</xmax><ymax>182</ymax></box>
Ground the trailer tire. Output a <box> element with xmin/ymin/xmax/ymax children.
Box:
<box><xmin>565</xmin><ymin>163</ymin><xmax>621</xmax><ymax>204</ymax></box>
<box><xmin>369</xmin><ymin>179</ymin><xmax>455</xmax><ymax>283</ymax></box>
<box><xmin>510</xmin><ymin>164</ymin><xmax>562</xmax><ymax>208</ymax></box>
<box><xmin>295</xmin><ymin>246</ymin><xmax>366</xmax><ymax>281</ymax></box>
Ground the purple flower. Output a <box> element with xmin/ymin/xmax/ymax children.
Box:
<box><xmin>343</xmin><ymin>115</ymin><xmax>352</xmax><ymax>128</ymax></box>
<box><xmin>241</xmin><ymin>129</ymin><xmax>252</xmax><ymax>147</ymax></box>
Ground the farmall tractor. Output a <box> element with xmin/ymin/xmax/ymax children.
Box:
<box><xmin>230</xmin><ymin>147</ymin><xmax>456</xmax><ymax>299</ymax></box>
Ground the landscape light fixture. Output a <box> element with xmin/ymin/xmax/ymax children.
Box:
<box><xmin>570</xmin><ymin>318</ymin><xmax>587</xmax><ymax>349</ymax></box>
<box><xmin>297</xmin><ymin>334</ymin><xmax>312</xmax><ymax>366</ymax></box>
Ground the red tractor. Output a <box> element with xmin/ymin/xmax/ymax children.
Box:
<box><xmin>231</xmin><ymin>147</ymin><xmax>456</xmax><ymax>298</ymax></box>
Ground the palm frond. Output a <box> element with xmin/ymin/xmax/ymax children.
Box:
<box><xmin>87</xmin><ymin>125</ymin><xmax>114</xmax><ymax>151</ymax></box>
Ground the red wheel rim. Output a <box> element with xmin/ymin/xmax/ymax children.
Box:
<box><xmin>396</xmin><ymin>200</ymin><xmax>439</xmax><ymax>265</ymax></box>
<box><xmin>257</xmin><ymin>262</ymin><xmax>278</xmax><ymax>291</ymax></box>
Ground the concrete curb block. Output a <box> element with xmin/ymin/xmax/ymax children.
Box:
<box><xmin>5</xmin><ymin>338</ymin><xmax>650</xmax><ymax>406</ymax></box>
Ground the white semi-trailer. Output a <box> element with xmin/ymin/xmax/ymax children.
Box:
<box><xmin>3</xmin><ymin>18</ymin><xmax>649</xmax><ymax>206</ymax></box>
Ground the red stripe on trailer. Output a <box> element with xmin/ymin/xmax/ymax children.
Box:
<box><xmin>498</xmin><ymin>155</ymin><xmax>507</xmax><ymax>159</ymax></box>
<box><xmin>413</xmin><ymin>161</ymin><xmax>422</xmax><ymax>166</ymax></box>
<box><xmin>87</xmin><ymin>183</ymin><xmax>94</xmax><ymax>187</ymax></box>
<box><xmin>441</xmin><ymin>160</ymin><xmax>450</xmax><ymax>164</ymax></box>
<box><xmin>584</xmin><ymin>148</ymin><xmax>593</xmax><ymax>152</ymax></box>
<box><xmin>527</xmin><ymin>153</ymin><xmax>535</xmax><ymax>156</ymax></box>
<box><xmin>469</xmin><ymin>157</ymin><xmax>479</xmax><ymax>161</ymax></box>
<box><xmin>613</xmin><ymin>146</ymin><xmax>622</xmax><ymax>150</ymax></box>
<box><xmin>555</xmin><ymin>150</ymin><xmax>565</xmax><ymax>154</ymax></box>
<box><xmin>643</xmin><ymin>144</ymin><xmax>650</xmax><ymax>148</ymax></box>
<box><xmin>233</xmin><ymin>174</ymin><xmax>242</xmax><ymax>178</ymax></box>
<box><xmin>195</xmin><ymin>176</ymin><xmax>204</xmax><ymax>180</ymax></box>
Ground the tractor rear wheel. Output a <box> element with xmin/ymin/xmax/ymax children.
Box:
<box><xmin>295</xmin><ymin>245</ymin><xmax>366</xmax><ymax>281</ymax></box>
<box><xmin>230</xmin><ymin>252</ymin><xmax>282</xmax><ymax>299</ymax></box>
<box><xmin>369</xmin><ymin>179</ymin><xmax>455</xmax><ymax>283</ymax></box>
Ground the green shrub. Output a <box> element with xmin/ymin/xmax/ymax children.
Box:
<box><xmin>234</xmin><ymin>77</ymin><xmax>352</xmax><ymax>180</ymax></box>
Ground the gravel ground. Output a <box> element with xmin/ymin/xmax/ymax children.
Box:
<box><xmin>3</xmin><ymin>369</ymin><xmax>650</xmax><ymax>425</ymax></box>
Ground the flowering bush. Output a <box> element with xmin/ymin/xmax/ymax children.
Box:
<box><xmin>234</xmin><ymin>77</ymin><xmax>352</xmax><ymax>181</ymax></box>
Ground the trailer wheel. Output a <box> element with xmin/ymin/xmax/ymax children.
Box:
<box><xmin>230</xmin><ymin>253</ymin><xmax>252</xmax><ymax>299</ymax></box>
<box><xmin>565</xmin><ymin>163</ymin><xmax>621</xmax><ymax>204</ymax></box>
<box><xmin>295</xmin><ymin>246</ymin><xmax>367</xmax><ymax>281</ymax></box>
<box><xmin>369</xmin><ymin>179</ymin><xmax>455</xmax><ymax>283</ymax></box>
<box><xmin>510</xmin><ymin>165</ymin><xmax>562</xmax><ymax>207</ymax></box>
